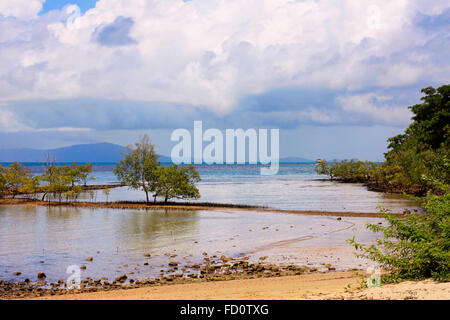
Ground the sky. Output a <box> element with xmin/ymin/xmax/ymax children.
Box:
<box><xmin>0</xmin><ymin>0</ymin><xmax>449</xmax><ymax>160</ymax></box>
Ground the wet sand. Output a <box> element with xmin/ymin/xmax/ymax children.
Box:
<box><xmin>27</xmin><ymin>272</ymin><xmax>450</xmax><ymax>300</ymax></box>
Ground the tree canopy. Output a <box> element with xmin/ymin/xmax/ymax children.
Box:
<box><xmin>315</xmin><ymin>84</ymin><xmax>450</xmax><ymax>194</ymax></box>
<box><xmin>114</xmin><ymin>135</ymin><xmax>201</xmax><ymax>203</ymax></box>
<box><xmin>114</xmin><ymin>135</ymin><xmax>159</xmax><ymax>203</ymax></box>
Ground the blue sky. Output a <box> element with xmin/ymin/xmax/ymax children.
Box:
<box><xmin>40</xmin><ymin>0</ymin><xmax>97</xmax><ymax>14</ymax></box>
<box><xmin>0</xmin><ymin>0</ymin><xmax>449</xmax><ymax>160</ymax></box>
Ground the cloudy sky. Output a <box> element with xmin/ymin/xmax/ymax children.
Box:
<box><xmin>0</xmin><ymin>0</ymin><xmax>449</xmax><ymax>160</ymax></box>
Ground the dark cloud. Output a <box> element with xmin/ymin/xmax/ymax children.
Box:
<box><xmin>4</xmin><ymin>83</ymin><xmax>429</xmax><ymax>132</ymax></box>
<box><xmin>93</xmin><ymin>16</ymin><xmax>137</xmax><ymax>46</ymax></box>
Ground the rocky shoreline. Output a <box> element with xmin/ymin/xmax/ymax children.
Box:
<box><xmin>0</xmin><ymin>253</ymin><xmax>339</xmax><ymax>300</ymax></box>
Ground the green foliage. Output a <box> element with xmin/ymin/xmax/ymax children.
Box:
<box><xmin>152</xmin><ymin>164</ymin><xmax>201</xmax><ymax>203</ymax></box>
<box><xmin>19</xmin><ymin>175</ymin><xmax>41</xmax><ymax>199</ymax></box>
<box><xmin>78</xmin><ymin>163</ymin><xmax>94</xmax><ymax>186</ymax></box>
<box><xmin>42</xmin><ymin>166</ymin><xmax>75</xmax><ymax>201</ymax></box>
<box><xmin>0</xmin><ymin>165</ymin><xmax>7</xmax><ymax>198</ymax></box>
<box><xmin>0</xmin><ymin>160</ymin><xmax>94</xmax><ymax>201</ymax></box>
<box><xmin>114</xmin><ymin>135</ymin><xmax>201</xmax><ymax>203</ymax></box>
<box><xmin>348</xmin><ymin>185</ymin><xmax>450</xmax><ymax>282</ymax></box>
<box><xmin>407</xmin><ymin>85</ymin><xmax>450</xmax><ymax>150</ymax></box>
<box><xmin>114</xmin><ymin>135</ymin><xmax>159</xmax><ymax>203</ymax></box>
<box><xmin>314</xmin><ymin>159</ymin><xmax>381</xmax><ymax>182</ymax></box>
<box><xmin>315</xmin><ymin>84</ymin><xmax>450</xmax><ymax>194</ymax></box>
<box><xmin>4</xmin><ymin>162</ymin><xmax>31</xmax><ymax>198</ymax></box>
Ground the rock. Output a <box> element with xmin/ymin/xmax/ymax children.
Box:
<box><xmin>144</xmin><ymin>262</ymin><xmax>149</xmax><ymax>266</ymax></box>
<box><xmin>37</xmin><ymin>272</ymin><xmax>46</xmax><ymax>279</ymax></box>
<box><xmin>144</xmin><ymin>253</ymin><xmax>151</xmax><ymax>257</ymax></box>
<box><xmin>259</xmin><ymin>256</ymin><xmax>268</xmax><ymax>261</ymax></box>
<box><xmin>13</xmin><ymin>272</ymin><xmax>21</xmax><ymax>276</ymax></box>
<box><xmin>85</xmin><ymin>257</ymin><xmax>93</xmax><ymax>262</ymax></box>
<box><xmin>168</xmin><ymin>261</ymin><xmax>179</xmax><ymax>267</ymax></box>
<box><xmin>337</xmin><ymin>217</ymin><xmax>342</xmax><ymax>220</ymax></box>
<box><xmin>80</xmin><ymin>265</ymin><xmax>86</xmax><ymax>270</ymax></box>
<box><xmin>115</xmin><ymin>274</ymin><xmax>127</xmax><ymax>282</ymax></box>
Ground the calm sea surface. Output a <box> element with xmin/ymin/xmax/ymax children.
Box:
<box><xmin>0</xmin><ymin>163</ymin><xmax>421</xmax><ymax>282</ymax></box>
<box><xmin>77</xmin><ymin>163</ymin><xmax>420</xmax><ymax>213</ymax></box>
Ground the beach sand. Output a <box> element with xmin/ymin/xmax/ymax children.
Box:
<box><xmin>27</xmin><ymin>272</ymin><xmax>449</xmax><ymax>300</ymax></box>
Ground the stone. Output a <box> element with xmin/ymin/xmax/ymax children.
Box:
<box><xmin>85</xmin><ymin>257</ymin><xmax>93</xmax><ymax>262</ymax></box>
<box><xmin>37</xmin><ymin>272</ymin><xmax>46</xmax><ymax>279</ymax></box>
<box><xmin>115</xmin><ymin>274</ymin><xmax>127</xmax><ymax>282</ymax></box>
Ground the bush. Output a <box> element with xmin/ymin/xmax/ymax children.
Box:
<box><xmin>348</xmin><ymin>184</ymin><xmax>450</xmax><ymax>282</ymax></box>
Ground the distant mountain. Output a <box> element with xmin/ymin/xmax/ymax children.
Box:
<box><xmin>0</xmin><ymin>143</ymin><xmax>312</xmax><ymax>163</ymax></box>
<box><xmin>0</xmin><ymin>143</ymin><xmax>128</xmax><ymax>162</ymax></box>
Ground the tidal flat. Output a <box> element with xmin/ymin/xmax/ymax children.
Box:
<box><xmin>0</xmin><ymin>203</ymin><xmax>383</xmax><ymax>298</ymax></box>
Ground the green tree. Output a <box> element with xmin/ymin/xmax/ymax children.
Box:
<box><xmin>0</xmin><ymin>165</ymin><xmax>7</xmax><ymax>198</ymax></box>
<box><xmin>4</xmin><ymin>162</ymin><xmax>31</xmax><ymax>198</ymax></box>
<box><xmin>348</xmin><ymin>182</ymin><xmax>450</xmax><ymax>282</ymax></box>
<box><xmin>114</xmin><ymin>135</ymin><xmax>159</xmax><ymax>203</ymax></box>
<box><xmin>19</xmin><ymin>175</ymin><xmax>41</xmax><ymax>199</ymax></box>
<box><xmin>315</xmin><ymin>85</ymin><xmax>450</xmax><ymax>194</ymax></box>
<box><xmin>407</xmin><ymin>85</ymin><xmax>450</xmax><ymax>150</ymax></box>
<box><xmin>79</xmin><ymin>163</ymin><xmax>94</xmax><ymax>186</ymax></box>
<box><xmin>152</xmin><ymin>164</ymin><xmax>201</xmax><ymax>203</ymax></box>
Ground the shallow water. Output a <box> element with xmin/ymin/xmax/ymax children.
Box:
<box><xmin>80</xmin><ymin>164</ymin><xmax>421</xmax><ymax>213</ymax></box>
<box><xmin>1</xmin><ymin>163</ymin><xmax>421</xmax><ymax>283</ymax></box>
<box><xmin>0</xmin><ymin>205</ymin><xmax>381</xmax><ymax>283</ymax></box>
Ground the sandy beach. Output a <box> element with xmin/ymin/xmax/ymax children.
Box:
<box><xmin>27</xmin><ymin>272</ymin><xmax>449</xmax><ymax>300</ymax></box>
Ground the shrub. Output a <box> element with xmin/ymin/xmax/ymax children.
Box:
<box><xmin>348</xmin><ymin>184</ymin><xmax>450</xmax><ymax>282</ymax></box>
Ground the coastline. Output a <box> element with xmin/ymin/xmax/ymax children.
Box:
<box><xmin>19</xmin><ymin>272</ymin><xmax>450</xmax><ymax>300</ymax></box>
<box><xmin>0</xmin><ymin>195</ymin><xmax>428</xmax><ymax>300</ymax></box>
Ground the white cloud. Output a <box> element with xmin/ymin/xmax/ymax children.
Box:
<box><xmin>0</xmin><ymin>104</ymin><xmax>30</xmax><ymax>132</ymax></box>
<box><xmin>0</xmin><ymin>0</ymin><xmax>448</xmax><ymax>116</ymax></box>
<box><xmin>0</xmin><ymin>0</ymin><xmax>44</xmax><ymax>19</ymax></box>
<box><xmin>337</xmin><ymin>93</ymin><xmax>412</xmax><ymax>126</ymax></box>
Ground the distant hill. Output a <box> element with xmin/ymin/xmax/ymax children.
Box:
<box><xmin>0</xmin><ymin>143</ymin><xmax>128</xmax><ymax>162</ymax></box>
<box><xmin>0</xmin><ymin>143</ymin><xmax>312</xmax><ymax>163</ymax></box>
